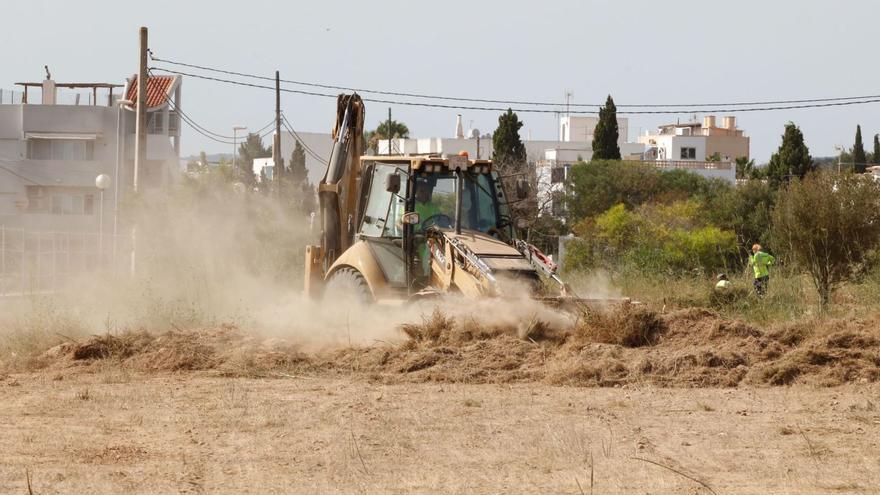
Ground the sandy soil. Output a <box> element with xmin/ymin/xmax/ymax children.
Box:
<box><xmin>1</xmin><ymin>372</ymin><xmax>878</xmax><ymax>494</ymax></box>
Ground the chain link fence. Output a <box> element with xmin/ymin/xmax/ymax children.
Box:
<box><xmin>0</xmin><ymin>226</ymin><xmax>131</xmax><ymax>297</ymax></box>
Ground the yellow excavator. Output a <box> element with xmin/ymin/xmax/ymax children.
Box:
<box><xmin>304</xmin><ymin>94</ymin><xmax>595</xmax><ymax>306</ymax></box>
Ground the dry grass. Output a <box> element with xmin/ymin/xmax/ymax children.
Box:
<box><xmin>0</xmin><ymin>375</ymin><xmax>876</xmax><ymax>494</ymax></box>
<box><xmin>3</xmin><ymin>302</ymin><xmax>880</xmax><ymax>389</ymax></box>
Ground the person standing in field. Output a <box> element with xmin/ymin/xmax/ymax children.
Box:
<box><xmin>749</xmin><ymin>244</ymin><xmax>775</xmax><ymax>297</ymax></box>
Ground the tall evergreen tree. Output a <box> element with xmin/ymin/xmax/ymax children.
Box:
<box><xmin>591</xmin><ymin>95</ymin><xmax>621</xmax><ymax>160</ymax></box>
<box><xmin>492</xmin><ymin>109</ymin><xmax>526</xmax><ymax>167</ymax></box>
<box><xmin>873</xmin><ymin>134</ymin><xmax>880</xmax><ymax>165</ymax></box>
<box><xmin>853</xmin><ymin>125</ymin><xmax>867</xmax><ymax>173</ymax></box>
<box><xmin>286</xmin><ymin>140</ymin><xmax>316</xmax><ymax>213</ymax></box>
<box><xmin>492</xmin><ymin>109</ymin><xmax>533</xmax><ymax>222</ymax></box>
<box><xmin>289</xmin><ymin>140</ymin><xmax>308</xmax><ymax>187</ymax></box>
<box><xmin>237</xmin><ymin>133</ymin><xmax>271</xmax><ymax>184</ymax></box>
<box><xmin>766</xmin><ymin>122</ymin><xmax>813</xmax><ymax>188</ymax></box>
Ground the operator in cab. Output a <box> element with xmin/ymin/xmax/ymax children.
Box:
<box><xmin>412</xmin><ymin>178</ymin><xmax>441</xmax><ymax>278</ymax></box>
<box><xmin>414</xmin><ymin>179</ymin><xmax>440</xmax><ymax>232</ymax></box>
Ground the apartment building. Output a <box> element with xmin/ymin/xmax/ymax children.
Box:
<box><xmin>0</xmin><ymin>73</ymin><xmax>181</xmax><ymax>233</ymax></box>
<box><xmin>635</xmin><ymin>115</ymin><xmax>748</xmax><ymax>184</ymax></box>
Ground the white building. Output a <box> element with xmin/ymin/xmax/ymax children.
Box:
<box><xmin>0</xmin><ymin>74</ymin><xmax>182</xmax><ymax>233</ymax></box>
<box><xmin>634</xmin><ymin>115</ymin><xmax>748</xmax><ymax>185</ymax></box>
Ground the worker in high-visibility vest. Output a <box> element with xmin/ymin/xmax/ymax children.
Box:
<box><xmin>749</xmin><ymin>244</ymin><xmax>775</xmax><ymax>297</ymax></box>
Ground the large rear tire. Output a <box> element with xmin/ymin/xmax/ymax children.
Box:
<box><xmin>324</xmin><ymin>267</ymin><xmax>373</xmax><ymax>304</ymax></box>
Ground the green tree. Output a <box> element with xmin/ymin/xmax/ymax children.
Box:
<box><xmin>287</xmin><ymin>140</ymin><xmax>316</xmax><ymax>214</ymax></box>
<box><xmin>853</xmin><ymin>125</ymin><xmax>867</xmax><ymax>173</ymax></box>
<box><xmin>237</xmin><ymin>133</ymin><xmax>272</xmax><ymax>185</ymax></box>
<box><xmin>492</xmin><ymin>109</ymin><xmax>527</xmax><ymax>167</ymax></box>
<box><xmin>289</xmin><ymin>140</ymin><xmax>308</xmax><ymax>187</ymax></box>
<box><xmin>873</xmin><ymin>134</ymin><xmax>880</xmax><ymax>165</ymax></box>
<box><xmin>591</xmin><ymin>95</ymin><xmax>621</xmax><ymax>160</ymax></box>
<box><xmin>772</xmin><ymin>172</ymin><xmax>880</xmax><ymax>308</ymax></box>
<box><xmin>365</xmin><ymin>119</ymin><xmax>410</xmax><ymax>154</ymax></box>
<box><xmin>766</xmin><ymin>122</ymin><xmax>813</xmax><ymax>187</ymax></box>
<box><xmin>566</xmin><ymin>160</ymin><xmax>660</xmax><ymax>220</ymax></box>
<box><xmin>705</xmin><ymin>180</ymin><xmax>776</xmax><ymax>260</ymax></box>
<box><xmin>492</xmin><ymin>109</ymin><xmax>532</xmax><ymax>221</ymax></box>
<box><xmin>735</xmin><ymin>156</ymin><xmax>756</xmax><ymax>179</ymax></box>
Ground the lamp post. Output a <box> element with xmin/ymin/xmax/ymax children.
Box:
<box><xmin>114</xmin><ymin>99</ymin><xmax>133</xmax><ymax>267</ymax></box>
<box><xmin>96</xmin><ymin>174</ymin><xmax>111</xmax><ymax>264</ymax></box>
<box><xmin>232</xmin><ymin>125</ymin><xmax>247</xmax><ymax>178</ymax></box>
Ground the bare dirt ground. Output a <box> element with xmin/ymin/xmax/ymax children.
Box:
<box><xmin>2</xmin><ymin>305</ymin><xmax>880</xmax><ymax>493</ymax></box>
<box><xmin>1</xmin><ymin>373</ymin><xmax>878</xmax><ymax>494</ymax></box>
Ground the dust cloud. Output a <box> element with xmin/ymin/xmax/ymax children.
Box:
<box><xmin>0</xmin><ymin>182</ymin><xmax>580</xmax><ymax>353</ymax></box>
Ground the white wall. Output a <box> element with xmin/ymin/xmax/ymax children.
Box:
<box><xmin>559</xmin><ymin>116</ymin><xmax>629</xmax><ymax>143</ymax></box>
<box><xmin>641</xmin><ymin>135</ymin><xmax>707</xmax><ymax>161</ymax></box>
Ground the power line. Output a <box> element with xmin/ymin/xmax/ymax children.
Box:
<box><xmin>280</xmin><ymin>114</ymin><xmax>324</xmax><ymax>159</ymax></box>
<box><xmin>150</xmin><ymin>67</ymin><xmax>880</xmax><ymax>115</ymax></box>
<box><xmin>148</xmin><ymin>68</ymin><xmax>275</xmax><ymax>143</ymax></box>
<box><xmin>281</xmin><ymin>115</ymin><xmax>327</xmax><ymax>163</ymax></box>
<box><xmin>150</xmin><ymin>54</ymin><xmax>880</xmax><ymax>109</ymax></box>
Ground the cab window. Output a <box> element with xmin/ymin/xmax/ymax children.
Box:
<box><xmin>360</xmin><ymin>164</ymin><xmax>405</xmax><ymax>238</ymax></box>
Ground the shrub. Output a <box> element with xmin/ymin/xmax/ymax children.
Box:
<box><xmin>772</xmin><ymin>172</ymin><xmax>880</xmax><ymax>308</ymax></box>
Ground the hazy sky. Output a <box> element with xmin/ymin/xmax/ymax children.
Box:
<box><xmin>2</xmin><ymin>0</ymin><xmax>878</xmax><ymax>162</ymax></box>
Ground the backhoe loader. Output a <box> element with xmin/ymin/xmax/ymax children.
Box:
<box><xmin>304</xmin><ymin>93</ymin><xmax>610</xmax><ymax>307</ymax></box>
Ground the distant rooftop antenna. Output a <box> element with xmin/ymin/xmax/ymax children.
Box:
<box><xmin>44</xmin><ymin>65</ymin><xmax>51</xmax><ymax>80</ymax></box>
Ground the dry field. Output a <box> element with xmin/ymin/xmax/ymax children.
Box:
<box><xmin>2</xmin><ymin>305</ymin><xmax>880</xmax><ymax>493</ymax></box>
<box><xmin>1</xmin><ymin>374</ymin><xmax>878</xmax><ymax>494</ymax></box>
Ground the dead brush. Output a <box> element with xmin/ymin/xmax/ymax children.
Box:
<box><xmin>72</xmin><ymin>332</ymin><xmax>151</xmax><ymax>361</ymax></box>
<box><xmin>399</xmin><ymin>309</ymin><xmax>455</xmax><ymax>343</ymax></box>
<box><xmin>576</xmin><ymin>305</ymin><xmax>666</xmax><ymax>348</ymax></box>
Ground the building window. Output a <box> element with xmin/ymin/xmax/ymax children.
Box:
<box><xmin>148</xmin><ymin>112</ymin><xmax>164</xmax><ymax>133</ymax></box>
<box><xmin>680</xmin><ymin>147</ymin><xmax>696</xmax><ymax>160</ymax></box>
<box><xmin>25</xmin><ymin>186</ymin><xmax>95</xmax><ymax>215</ymax></box>
<box><xmin>550</xmin><ymin>167</ymin><xmax>566</xmax><ymax>184</ymax></box>
<box><xmin>27</xmin><ymin>139</ymin><xmax>94</xmax><ymax>160</ymax></box>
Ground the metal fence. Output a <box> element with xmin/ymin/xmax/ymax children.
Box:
<box><xmin>0</xmin><ymin>226</ymin><xmax>130</xmax><ymax>297</ymax></box>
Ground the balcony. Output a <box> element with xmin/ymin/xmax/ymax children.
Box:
<box><xmin>646</xmin><ymin>160</ymin><xmax>733</xmax><ymax>170</ymax></box>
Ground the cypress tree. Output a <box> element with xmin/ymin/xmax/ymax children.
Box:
<box><xmin>492</xmin><ymin>109</ymin><xmax>532</xmax><ymax>220</ymax></box>
<box><xmin>853</xmin><ymin>125</ymin><xmax>867</xmax><ymax>173</ymax></box>
<box><xmin>591</xmin><ymin>95</ymin><xmax>621</xmax><ymax>160</ymax></box>
<box><xmin>492</xmin><ymin>109</ymin><xmax>526</xmax><ymax>167</ymax></box>
<box><xmin>766</xmin><ymin>122</ymin><xmax>813</xmax><ymax>188</ymax></box>
<box><xmin>289</xmin><ymin>140</ymin><xmax>308</xmax><ymax>187</ymax></box>
<box><xmin>872</xmin><ymin>134</ymin><xmax>880</xmax><ymax>165</ymax></box>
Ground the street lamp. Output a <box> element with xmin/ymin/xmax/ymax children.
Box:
<box><xmin>232</xmin><ymin>125</ymin><xmax>247</xmax><ymax>177</ymax></box>
<box><xmin>834</xmin><ymin>144</ymin><xmax>844</xmax><ymax>174</ymax></box>
<box><xmin>114</xmin><ymin>100</ymin><xmax>133</xmax><ymax>232</ymax></box>
<box><xmin>114</xmin><ymin>99</ymin><xmax>133</xmax><ymax>266</ymax></box>
<box><xmin>96</xmin><ymin>173</ymin><xmax>111</xmax><ymax>264</ymax></box>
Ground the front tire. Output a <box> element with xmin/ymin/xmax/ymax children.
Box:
<box><xmin>324</xmin><ymin>267</ymin><xmax>373</xmax><ymax>304</ymax></box>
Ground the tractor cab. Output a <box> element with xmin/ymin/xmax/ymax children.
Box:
<box><xmin>343</xmin><ymin>153</ymin><xmax>523</xmax><ymax>297</ymax></box>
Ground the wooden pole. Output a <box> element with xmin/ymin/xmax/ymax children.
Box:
<box><xmin>274</xmin><ymin>70</ymin><xmax>282</xmax><ymax>197</ymax></box>
<box><xmin>134</xmin><ymin>26</ymin><xmax>148</xmax><ymax>193</ymax></box>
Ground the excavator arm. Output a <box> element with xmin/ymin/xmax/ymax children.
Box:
<box><xmin>304</xmin><ymin>94</ymin><xmax>365</xmax><ymax>297</ymax></box>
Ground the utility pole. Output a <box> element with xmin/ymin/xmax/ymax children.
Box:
<box><xmin>274</xmin><ymin>70</ymin><xmax>283</xmax><ymax>198</ymax></box>
<box><xmin>387</xmin><ymin>108</ymin><xmax>392</xmax><ymax>155</ymax></box>
<box><xmin>132</xmin><ymin>26</ymin><xmax>148</xmax><ymax>277</ymax></box>
<box><xmin>134</xmin><ymin>27</ymin><xmax>148</xmax><ymax>193</ymax></box>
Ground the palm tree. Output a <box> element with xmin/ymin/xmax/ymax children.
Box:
<box><xmin>365</xmin><ymin>120</ymin><xmax>410</xmax><ymax>154</ymax></box>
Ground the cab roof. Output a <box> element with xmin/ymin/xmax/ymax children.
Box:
<box><xmin>361</xmin><ymin>155</ymin><xmax>492</xmax><ymax>166</ymax></box>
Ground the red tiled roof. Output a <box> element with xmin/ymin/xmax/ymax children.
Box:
<box><xmin>125</xmin><ymin>75</ymin><xmax>176</xmax><ymax>109</ymax></box>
